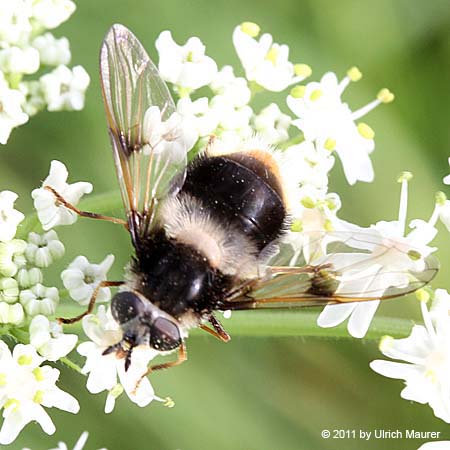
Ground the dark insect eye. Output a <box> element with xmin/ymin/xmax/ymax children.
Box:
<box><xmin>149</xmin><ymin>317</ymin><xmax>182</xmax><ymax>351</ymax></box>
<box><xmin>111</xmin><ymin>291</ymin><xmax>145</xmax><ymax>324</ymax></box>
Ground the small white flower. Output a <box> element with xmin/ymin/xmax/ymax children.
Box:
<box><xmin>211</xmin><ymin>95</ymin><xmax>253</xmax><ymax>134</ymax></box>
<box><xmin>0</xmin><ymin>73</ymin><xmax>29</xmax><ymax>145</ymax></box>
<box><xmin>0</xmin><ymin>0</ymin><xmax>32</xmax><ymax>46</ymax></box>
<box><xmin>434</xmin><ymin>192</ymin><xmax>450</xmax><ymax>233</ymax></box>
<box><xmin>142</xmin><ymin>106</ymin><xmax>197</xmax><ymax>159</ymax></box>
<box><xmin>77</xmin><ymin>306</ymin><xmax>158</xmax><ymax>413</ymax></box>
<box><xmin>29</xmin><ymin>315</ymin><xmax>77</xmax><ymax>361</ymax></box>
<box><xmin>40</xmin><ymin>65</ymin><xmax>90</xmax><ymax>111</ymax></box>
<box><xmin>61</xmin><ymin>254</ymin><xmax>115</xmax><ymax>305</ymax></box>
<box><xmin>370</xmin><ymin>292</ymin><xmax>450</xmax><ymax>424</ymax></box>
<box><xmin>0</xmin><ymin>191</ymin><xmax>24</xmax><ymax>242</ymax></box>
<box><xmin>32</xmin><ymin>160</ymin><xmax>93</xmax><ymax>230</ymax></box>
<box><xmin>25</xmin><ymin>230</ymin><xmax>65</xmax><ymax>268</ymax></box>
<box><xmin>0</xmin><ymin>239</ymin><xmax>27</xmax><ymax>277</ymax></box>
<box><xmin>275</xmin><ymin>141</ymin><xmax>335</xmax><ymax>205</ymax></box>
<box><xmin>16</xmin><ymin>267</ymin><xmax>43</xmax><ymax>288</ymax></box>
<box><xmin>32</xmin><ymin>0</ymin><xmax>76</xmax><ymax>30</ymax></box>
<box><xmin>209</xmin><ymin>65</ymin><xmax>251</xmax><ymax>108</ymax></box>
<box><xmin>19</xmin><ymin>283</ymin><xmax>59</xmax><ymax>316</ymax></box>
<box><xmin>0</xmin><ymin>342</ymin><xmax>79</xmax><ymax>445</ymax></box>
<box><xmin>0</xmin><ymin>46</ymin><xmax>40</xmax><ymax>74</ymax></box>
<box><xmin>232</xmin><ymin>22</ymin><xmax>311</xmax><ymax>92</ymax></box>
<box><xmin>282</xmin><ymin>191</ymin><xmax>341</xmax><ymax>263</ymax></box>
<box><xmin>155</xmin><ymin>30</ymin><xmax>217</xmax><ymax>92</ymax></box>
<box><xmin>317</xmin><ymin>175</ymin><xmax>436</xmax><ymax>338</ymax></box>
<box><xmin>19</xmin><ymin>80</ymin><xmax>46</xmax><ymax>116</ymax></box>
<box><xmin>287</xmin><ymin>71</ymin><xmax>394</xmax><ymax>185</ymax></box>
<box><xmin>0</xmin><ymin>277</ymin><xmax>19</xmax><ymax>304</ymax></box>
<box><xmin>418</xmin><ymin>442</ymin><xmax>450</xmax><ymax>450</ymax></box>
<box><xmin>176</xmin><ymin>97</ymin><xmax>221</xmax><ymax>141</ymax></box>
<box><xmin>253</xmin><ymin>103</ymin><xmax>291</xmax><ymax>144</ymax></box>
<box><xmin>0</xmin><ymin>302</ymin><xmax>24</xmax><ymax>325</ymax></box>
<box><xmin>430</xmin><ymin>289</ymin><xmax>450</xmax><ymax>323</ymax></box>
<box><xmin>443</xmin><ymin>157</ymin><xmax>450</xmax><ymax>185</ymax></box>
<box><xmin>208</xmin><ymin>127</ymin><xmax>254</xmax><ymax>156</ymax></box>
<box><xmin>32</xmin><ymin>33</ymin><xmax>71</xmax><ymax>66</ymax></box>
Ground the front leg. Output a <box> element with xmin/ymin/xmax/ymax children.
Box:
<box><xmin>58</xmin><ymin>280</ymin><xmax>124</xmax><ymax>324</ymax></box>
<box><xmin>133</xmin><ymin>343</ymin><xmax>187</xmax><ymax>395</ymax></box>
<box><xmin>45</xmin><ymin>186</ymin><xmax>128</xmax><ymax>227</ymax></box>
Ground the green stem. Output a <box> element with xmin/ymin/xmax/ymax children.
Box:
<box><xmin>278</xmin><ymin>132</ymin><xmax>304</xmax><ymax>150</ymax></box>
<box><xmin>193</xmin><ymin>310</ymin><xmax>413</xmax><ymax>340</ymax></box>
<box><xmin>60</xmin><ymin>357</ymin><xmax>85</xmax><ymax>375</ymax></box>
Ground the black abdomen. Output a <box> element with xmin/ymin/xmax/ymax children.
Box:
<box><xmin>180</xmin><ymin>153</ymin><xmax>287</xmax><ymax>251</ymax></box>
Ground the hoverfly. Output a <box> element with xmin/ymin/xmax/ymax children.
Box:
<box><xmin>50</xmin><ymin>24</ymin><xmax>438</xmax><ymax>374</ymax></box>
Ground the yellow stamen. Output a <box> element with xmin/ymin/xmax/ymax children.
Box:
<box><xmin>186</xmin><ymin>51</ymin><xmax>194</xmax><ymax>62</ymax></box>
<box><xmin>290</xmin><ymin>219</ymin><xmax>303</xmax><ymax>232</ymax></box>
<box><xmin>290</xmin><ymin>85</ymin><xmax>306</xmax><ymax>98</ymax></box>
<box><xmin>415</xmin><ymin>288</ymin><xmax>431</xmax><ymax>303</ymax></box>
<box><xmin>347</xmin><ymin>66</ymin><xmax>362</xmax><ymax>82</ymax></box>
<box><xmin>0</xmin><ymin>373</ymin><xmax>6</xmax><ymax>386</ymax></box>
<box><xmin>357</xmin><ymin>122</ymin><xmax>375</xmax><ymax>139</ymax></box>
<box><xmin>324</xmin><ymin>138</ymin><xmax>336</xmax><ymax>151</ymax></box>
<box><xmin>396</xmin><ymin>171</ymin><xmax>413</xmax><ymax>183</ymax></box>
<box><xmin>377</xmin><ymin>88</ymin><xmax>395</xmax><ymax>104</ymax></box>
<box><xmin>265</xmin><ymin>46</ymin><xmax>279</xmax><ymax>64</ymax></box>
<box><xmin>310</xmin><ymin>89</ymin><xmax>322</xmax><ymax>101</ymax></box>
<box><xmin>18</xmin><ymin>354</ymin><xmax>32</xmax><ymax>365</ymax></box>
<box><xmin>33</xmin><ymin>367</ymin><xmax>44</xmax><ymax>382</ymax></box>
<box><xmin>436</xmin><ymin>191</ymin><xmax>447</xmax><ymax>206</ymax></box>
<box><xmin>4</xmin><ymin>399</ymin><xmax>19</xmax><ymax>411</ymax></box>
<box><xmin>240</xmin><ymin>22</ymin><xmax>260</xmax><ymax>37</ymax></box>
<box><xmin>301</xmin><ymin>197</ymin><xmax>315</xmax><ymax>209</ymax></box>
<box><xmin>324</xmin><ymin>219</ymin><xmax>334</xmax><ymax>232</ymax></box>
<box><xmin>425</xmin><ymin>369</ymin><xmax>437</xmax><ymax>384</ymax></box>
<box><xmin>294</xmin><ymin>64</ymin><xmax>312</xmax><ymax>78</ymax></box>
<box><xmin>164</xmin><ymin>397</ymin><xmax>175</xmax><ymax>408</ymax></box>
<box><xmin>33</xmin><ymin>390</ymin><xmax>44</xmax><ymax>404</ymax></box>
<box><xmin>325</xmin><ymin>198</ymin><xmax>337</xmax><ymax>210</ymax></box>
<box><xmin>379</xmin><ymin>335</ymin><xmax>394</xmax><ymax>352</ymax></box>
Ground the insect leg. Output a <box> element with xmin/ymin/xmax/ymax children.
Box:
<box><xmin>58</xmin><ymin>280</ymin><xmax>124</xmax><ymax>324</ymax></box>
<box><xmin>132</xmin><ymin>343</ymin><xmax>187</xmax><ymax>394</ymax></box>
<box><xmin>44</xmin><ymin>186</ymin><xmax>128</xmax><ymax>227</ymax></box>
<box><xmin>199</xmin><ymin>314</ymin><xmax>231</xmax><ymax>342</ymax></box>
<box><xmin>148</xmin><ymin>342</ymin><xmax>187</xmax><ymax>373</ymax></box>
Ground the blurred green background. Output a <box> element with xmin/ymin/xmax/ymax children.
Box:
<box><xmin>4</xmin><ymin>0</ymin><xmax>450</xmax><ymax>449</ymax></box>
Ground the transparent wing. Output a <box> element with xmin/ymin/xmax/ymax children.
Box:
<box><xmin>220</xmin><ymin>230</ymin><xmax>439</xmax><ymax>310</ymax></box>
<box><xmin>100</xmin><ymin>24</ymin><xmax>187</xmax><ymax>246</ymax></box>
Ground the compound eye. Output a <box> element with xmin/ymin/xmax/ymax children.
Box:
<box><xmin>111</xmin><ymin>291</ymin><xmax>145</xmax><ymax>324</ymax></box>
<box><xmin>150</xmin><ymin>317</ymin><xmax>182</xmax><ymax>351</ymax></box>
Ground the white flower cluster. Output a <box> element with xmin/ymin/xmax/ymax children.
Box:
<box><xmin>152</xmin><ymin>22</ymin><xmax>450</xmax><ymax>427</ymax></box>
<box><xmin>371</xmin><ymin>289</ymin><xmax>450</xmax><ymax>425</ymax></box>
<box><xmin>0</xmin><ymin>19</ymin><xmax>448</xmax><ymax>446</ymax></box>
<box><xmin>0</xmin><ymin>160</ymin><xmax>128</xmax><ymax>442</ymax></box>
<box><xmin>0</xmin><ymin>341</ymin><xmax>79</xmax><ymax>444</ymax></box>
<box><xmin>0</xmin><ymin>0</ymin><xmax>90</xmax><ymax>144</ymax></box>
<box><xmin>152</xmin><ymin>21</ymin><xmax>448</xmax><ymax>342</ymax></box>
